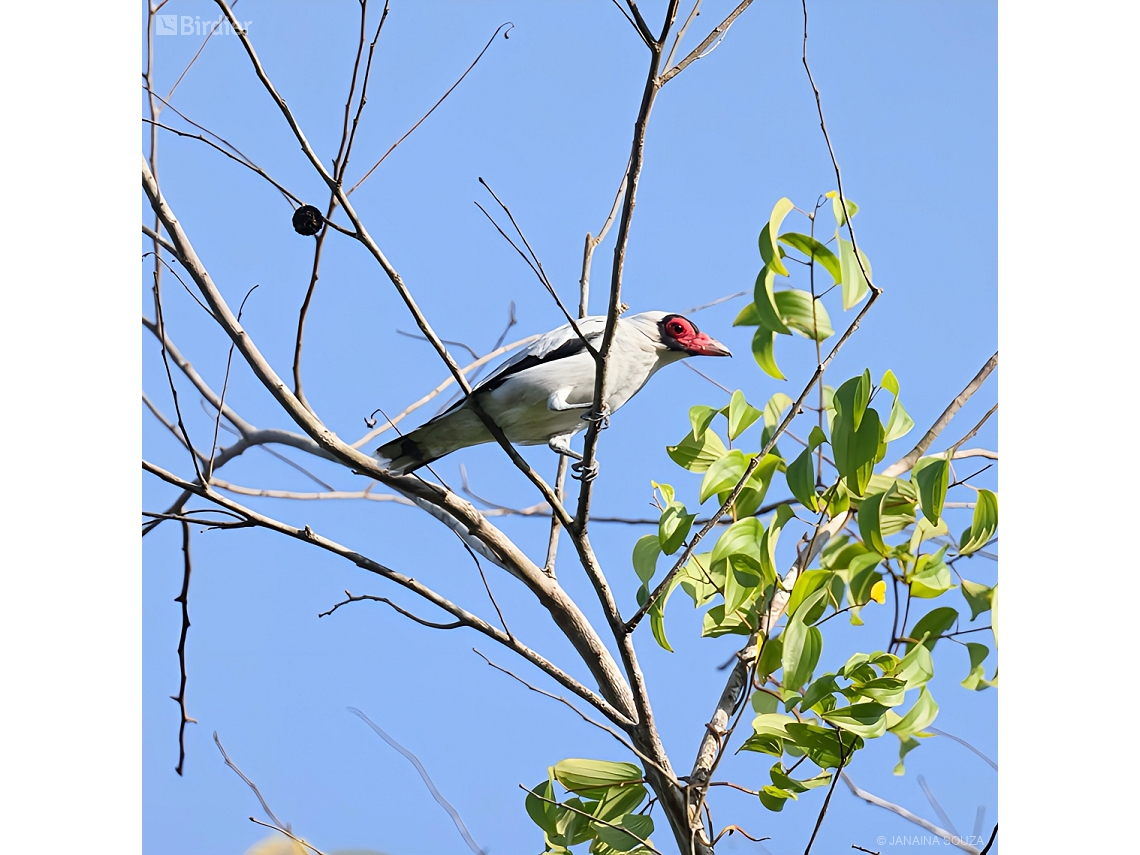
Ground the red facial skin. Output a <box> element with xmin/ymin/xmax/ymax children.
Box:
<box><xmin>664</xmin><ymin>316</ymin><xmax>732</xmax><ymax>357</ymax></box>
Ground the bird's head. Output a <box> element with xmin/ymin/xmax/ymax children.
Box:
<box><xmin>648</xmin><ymin>312</ymin><xmax>732</xmax><ymax>357</ymax></box>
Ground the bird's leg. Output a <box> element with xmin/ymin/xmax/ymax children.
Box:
<box><xmin>547</xmin><ymin>434</ymin><xmax>583</xmax><ymax>461</ymax></box>
<box><xmin>580</xmin><ymin>403</ymin><xmax>611</xmax><ymax>431</ymax></box>
<box><xmin>549</xmin><ymin>432</ymin><xmax>598</xmax><ymax>481</ymax></box>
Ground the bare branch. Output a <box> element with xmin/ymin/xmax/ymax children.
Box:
<box><xmin>318</xmin><ymin>590</ymin><xmax>463</xmax><ymax>629</ymax></box>
<box><xmin>213</xmin><ymin>731</ymin><xmax>287</xmax><ymax>830</ymax></box>
<box><xmin>143</xmin><ymin>458</ymin><xmax>634</xmax><ymax>726</ymax></box>
<box><xmin>473</xmin><ymin>648</ymin><xmax>679</xmax><ymax>788</ymax></box>
<box><xmin>142</xmin><ymin>118</ymin><xmax>304</xmax><ymax>209</ymax></box>
<box><xmin>841</xmin><ymin>772</ymin><xmax>982</xmax><ymax>855</ymax></box>
<box><xmin>661</xmin><ymin>0</ymin><xmax>753</xmax><ymax>84</ymax></box>
<box><xmin>348</xmin><ymin>23</ymin><xmax>513</xmax><ymax>194</ymax></box>
<box><xmin>883</xmin><ymin>352</ymin><xmax>998</xmax><ymax>477</ymax></box>
<box><xmin>173</xmin><ymin>522</ymin><xmax>196</xmax><ymax>775</ymax></box>
<box><xmin>349</xmin><ymin>708</ymin><xmax>486</xmax><ymax>855</ymax></box>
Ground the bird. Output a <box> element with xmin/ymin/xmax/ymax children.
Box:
<box><xmin>373</xmin><ymin>310</ymin><xmax>731</xmax><ymax>476</ymax></box>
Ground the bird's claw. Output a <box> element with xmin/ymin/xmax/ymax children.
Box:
<box><xmin>580</xmin><ymin>406</ymin><xmax>611</xmax><ymax>430</ymax></box>
<box><xmin>571</xmin><ymin>459</ymin><xmax>599</xmax><ymax>482</ymax></box>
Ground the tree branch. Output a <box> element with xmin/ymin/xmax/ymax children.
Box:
<box><xmin>841</xmin><ymin>772</ymin><xmax>982</xmax><ymax>855</ymax></box>
<box><xmin>883</xmin><ymin>352</ymin><xmax>998</xmax><ymax>477</ymax></box>
<box><xmin>143</xmin><ymin>458</ymin><xmax>634</xmax><ymax>727</ymax></box>
<box><xmin>660</xmin><ymin>0</ymin><xmax>753</xmax><ymax>85</ymax></box>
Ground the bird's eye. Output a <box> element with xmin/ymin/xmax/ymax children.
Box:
<box><xmin>668</xmin><ymin>322</ymin><xmax>685</xmax><ymax>335</ymax></box>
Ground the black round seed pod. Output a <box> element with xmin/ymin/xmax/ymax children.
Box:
<box><xmin>292</xmin><ymin>205</ymin><xmax>324</xmax><ymax>236</ymax></box>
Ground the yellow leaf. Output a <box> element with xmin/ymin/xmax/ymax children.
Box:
<box><xmin>869</xmin><ymin>579</ymin><xmax>886</xmax><ymax>604</ymax></box>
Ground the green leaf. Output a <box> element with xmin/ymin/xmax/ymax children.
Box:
<box><xmin>711</xmin><ymin>517</ymin><xmax>766</xmax><ymax>566</ymax></box>
<box><xmin>960</xmin><ymin>490</ymin><xmax>998</xmax><ymax>555</ymax></box>
<box><xmin>961</xmin><ymin>642</ymin><xmax>994</xmax><ymax>690</ymax></box>
<box><xmin>784</xmin><ymin>723</ymin><xmax>863</xmax><ymax>769</ymax></box>
<box><xmin>759</xmin><ymin>197</ymin><xmax>795</xmax><ymax>276</ymax></box>
<box><xmin>785</xmin><ymin>570</ymin><xmax>835</xmax><ymax>619</ymax></box>
<box><xmin>752</xmin><ymin>690</ymin><xmax>780</xmax><ymax>714</ymax></box>
<box><xmin>858</xmin><ymin>490</ymin><xmax>891</xmax><ymax>556</ymax></box>
<box><xmin>834</xmin><ymin>371</ymin><xmax>871</xmax><ymax>431</ymax></box>
<box><xmin>553</xmin><ymin>759</ymin><xmax>643</xmax><ymax>794</ymax></box>
<box><xmin>701</xmin><ymin>604</ymin><xmax>754</xmax><ymax>637</ymax></box>
<box><xmin>594</xmin><ymin>813</ymin><xmax>653</xmax><ymax>852</ymax></box>
<box><xmin>759</xmin><ymin>504</ymin><xmax>795</xmax><ymax>580</ymax></box>
<box><xmin>525</xmin><ymin>778</ymin><xmax>562</xmax><ymax>836</ymax></box>
<box><xmin>730</xmin><ymin>454</ymin><xmax>783</xmax><ymax>519</ymax></box>
<box><xmin>763</xmin><ymin>392</ymin><xmax>794</xmax><ymax>429</ymax></box>
<box><xmin>826</xmin><ymin>190</ymin><xmax>858</xmax><ymax>227</ymax></box>
<box><xmin>653</xmin><ymin>481</ymin><xmax>675</xmax><ymax>505</ymax></box>
<box><xmin>727</xmin><ymin>390</ymin><xmax>762</xmax><ymax>440</ymax></box>
<box><xmin>960</xmin><ymin>579</ymin><xmax>994</xmax><ymax>620</ymax></box>
<box><xmin>723</xmin><ymin>555</ymin><xmax>764</xmax><ymax>615</ymax></box>
<box><xmin>782</xmin><ymin>591</ymin><xmax>826</xmax><ymax>689</ymax></box>
<box><xmin>754</xmin><ymin>266</ymin><xmax>791</xmax><ymax>335</ymax></box>
<box><xmin>883</xmin><ymin>394</ymin><xmax>914</xmax><ymax>443</ymax></box>
<box><xmin>699</xmin><ymin>449</ymin><xmax>748</xmax><ymax>504</ymax></box>
<box><xmin>593</xmin><ymin>783</ymin><xmax>649</xmax><ymax>823</ymax></box>
<box><xmin>667</xmin><ymin>429</ymin><xmax>728</xmax><ymax>473</ymax></box>
<box><xmin>850</xmin><ymin>677</ymin><xmax>907</xmax><ymax>707</ymax></box>
<box><xmin>908</xmin><ymin>550</ymin><xmax>953</xmax><ymax>599</ymax></box>
<box><xmin>786</xmin><ymin>447</ymin><xmax>820</xmax><ymax>512</ymax></box>
<box><xmin>838</xmin><ymin>237</ymin><xmax>872</xmax><ymax>309</ymax></box>
<box><xmin>632</xmin><ymin>535</ymin><xmax>660</xmax><ymax>584</ymax></box>
<box><xmin>912</xmin><ymin>456</ymin><xmax>950</xmax><ymax>526</ymax></box>
<box><xmin>688</xmin><ymin>405</ymin><xmax>720</xmax><ymax>442</ymax></box>
<box><xmin>822</xmin><ymin>702</ymin><xmax>890</xmax><ymax>738</ymax></box>
<box><xmin>894</xmin><ymin>735</ymin><xmax>922</xmax><ymax>776</ymax></box>
<box><xmin>750</xmin><ymin>326</ymin><xmax>785</xmax><ymax>380</ymax></box>
<box><xmin>906</xmin><ymin>607</ymin><xmax>958</xmax><ymax>652</ymax></box>
<box><xmin>756</xmin><ymin>635</ymin><xmax>783</xmax><ymax>679</ymax></box>
<box><xmin>649</xmin><ymin>572</ymin><xmax>683</xmax><ymax>653</ymax></box>
<box><xmin>893</xmin><ymin>642</ymin><xmax>934</xmax><ymax>691</ymax></box>
<box><xmin>758</xmin><ymin>785</ymin><xmax>794</xmax><ymax>812</ymax></box>
<box><xmin>751</xmin><ymin>712</ymin><xmax>796</xmax><ymax>739</ymax></box>
<box><xmin>733</xmin><ymin>302</ymin><xmax>762</xmax><ymax>326</ymax></box>
<box><xmin>801</xmin><ymin>673</ymin><xmax>840</xmax><ymax>713</ymax></box>
<box><xmin>659</xmin><ymin>501</ymin><xmax>696</xmax><ymax>555</ymax></box>
<box><xmin>773</xmin><ymin>289</ymin><xmax>834</xmax><ymax>341</ymax></box>
<box><xmin>778</xmin><ymin>232</ymin><xmax>843</xmax><ymax>282</ymax></box>
<box><xmin>888</xmin><ymin>687</ymin><xmax>938</xmax><ymax>739</ymax></box>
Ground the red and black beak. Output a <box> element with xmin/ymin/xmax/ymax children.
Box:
<box><xmin>685</xmin><ymin>332</ymin><xmax>732</xmax><ymax>357</ymax></box>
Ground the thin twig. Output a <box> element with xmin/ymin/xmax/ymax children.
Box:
<box><xmin>207</xmin><ymin>284</ymin><xmax>258</xmax><ymax>479</ymax></box>
<box><xmin>929</xmin><ymin>728</ymin><xmax>998</xmax><ymax>771</ymax></box>
<box><xmin>246</xmin><ymin>820</ymin><xmax>326</xmax><ymax>855</ymax></box>
<box><xmin>660</xmin><ymin>0</ymin><xmax>753</xmax><ymax>84</ymax></box>
<box><xmin>841</xmin><ymin>772</ymin><xmax>981</xmax><ymax>855</ymax></box>
<box><xmin>348</xmin><ymin>23</ymin><xmax>514</xmax><ymax>194</ymax></box>
<box><xmin>520</xmin><ymin>785</ymin><xmax>662</xmax><ymax>855</ymax></box>
<box><xmin>173</xmin><ymin>521</ymin><xmax>195</xmax><ymax>775</ymax></box>
<box><xmin>884</xmin><ymin>353</ymin><xmax>999</xmax><ymax>477</ymax></box>
<box><xmin>318</xmin><ymin>590</ymin><xmax>463</xmax><ymax>629</ymax></box>
<box><xmin>213</xmin><ymin>732</ymin><xmax>287</xmax><ymax>829</ymax></box>
<box><xmin>350</xmin><ymin>708</ymin><xmax>486</xmax><ymax>855</ymax></box>
<box><xmin>803</xmin><ymin>728</ymin><xmax>851</xmax><ymax>855</ymax></box>
<box><xmin>473</xmin><ymin>648</ymin><xmax>679</xmax><ymax>788</ymax></box>
<box><xmin>144</xmin><ymin>458</ymin><xmax>632</xmax><ymax>725</ymax></box>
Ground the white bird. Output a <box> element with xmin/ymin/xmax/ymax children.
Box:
<box><xmin>374</xmin><ymin>311</ymin><xmax>731</xmax><ymax>475</ymax></box>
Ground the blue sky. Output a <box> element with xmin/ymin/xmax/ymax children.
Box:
<box><xmin>141</xmin><ymin>2</ymin><xmax>998</xmax><ymax>853</ymax></box>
